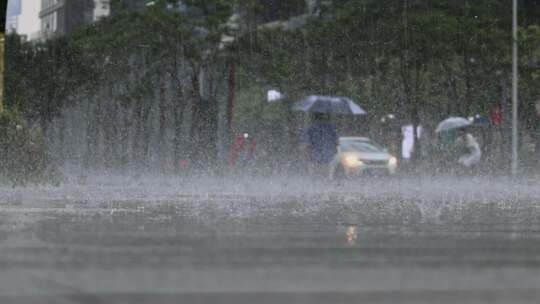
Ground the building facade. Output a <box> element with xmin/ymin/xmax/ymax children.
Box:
<box><xmin>40</xmin><ymin>0</ymin><xmax>94</xmax><ymax>37</ymax></box>
<box><xmin>6</xmin><ymin>0</ymin><xmax>42</xmax><ymax>41</ymax></box>
<box><xmin>6</xmin><ymin>14</ymin><xmax>19</xmax><ymax>34</ymax></box>
<box><xmin>6</xmin><ymin>0</ymin><xmax>22</xmax><ymax>34</ymax></box>
<box><xmin>39</xmin><ymin>0</ymin><xmax>105</xmax><ymax>38</ymax></box>
<box><xmin>110</xmin><ymin>0</ymin><xmax>147</xmax><ymax>14</ymax></box>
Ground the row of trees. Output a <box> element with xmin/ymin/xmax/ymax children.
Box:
<box><xmin>4</xmin><ymin>0</ymin><xmax>540</xmax><ymax>176</ymax></box>
<box><xmin>233</xmin><ymin>0</ymin><xmax>540</xmax><ymax>167</ymax></box>
<box><xmin>6</xmin><ymin>0</ymin><xmax>237</xmax><ymax>173</ymax></box>
<box><xmin>236</xmin><ymin>1</ymin><xmax>540</xmax><ymax>124</ymax></box>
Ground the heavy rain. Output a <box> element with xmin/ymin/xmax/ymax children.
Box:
<box><xmin>1</xmin><ymin>0</ymin><xmax>540</xmax><ymax>303</ymax></box>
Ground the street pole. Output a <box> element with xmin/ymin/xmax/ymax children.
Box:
<box><xmin>511</xmin><ymin>0</ymin><xmax>519</xmax><ymax>176</ymax></box>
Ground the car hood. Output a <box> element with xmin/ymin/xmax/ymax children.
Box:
<box><xmin>339</xmin><ymin>150</ymin><xmax>392</xmax><ymax>161</ymax></box>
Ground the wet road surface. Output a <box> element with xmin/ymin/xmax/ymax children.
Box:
<box><xmin>1</xmin><ymin>175</ymin><xmax>540</xmax><ymax>303</ymax></box>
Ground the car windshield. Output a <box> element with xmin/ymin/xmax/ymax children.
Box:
<box><xmin>340</xmin><ymin>139</ymin><xmax>383</xmax><ymax>152</ymax></box>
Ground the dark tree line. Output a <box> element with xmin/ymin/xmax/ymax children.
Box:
<box><xmin>3</xmin><ymin>0</ymin><xmax>540</xmax><ymax>176</ymax></box>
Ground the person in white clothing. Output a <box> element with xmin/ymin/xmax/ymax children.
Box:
<box><xmin>455</xmin><ymin>128</ymin><xmax>482</xmax><ymax>168</ymax></box>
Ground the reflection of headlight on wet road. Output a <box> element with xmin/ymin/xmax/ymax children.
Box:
<box><xmin>342</xmin><ymin>154</ymin><xmax>363</xmax><ymax>168</ymax></box>
<box><xmin>388</xmin><ymin>156</ymin><xmax>398</xmax><ymax>168</ymax></box>
<box><xmin>345</xmin><ymin>224</ymin><xmax>358</xmax><ymax>244</ymax></box>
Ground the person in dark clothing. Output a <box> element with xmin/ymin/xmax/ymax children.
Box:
<box><xmin>303</xmin><ymin>113</ymin><xmax>339</xmax><ymax>178</ymax></box>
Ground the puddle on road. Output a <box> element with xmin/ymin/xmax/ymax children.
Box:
<box><xmin>0</xmin><ymin>195</ymin><xmax>540</xmax><ymax>269</ymax></box>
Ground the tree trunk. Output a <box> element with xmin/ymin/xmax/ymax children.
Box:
<box><xmin>111</xmin><ymin>98</ymin><xmax>119</xmax><ymax>168</ymax></box>
<box><xmin>85</xmin><ymin>96</ymin><xmax>102</xmax><ymax>169</ymax></box>
<box><xmin>132</xmin><ymin>101</ymin><xmax>145</xmax><ymax>168</ymax></box>
<box><xmin>120</xmin><ymin>103</ymin><xmax>132</xmax><ymax>170</ymax></box>
<box><xmin>173</xmin><ymin>85</ymin><xmax>187</xmax><ymax>172</ymax></box>
<box><xmin>199</xmin><ymin>96</ymin><xmax>219</xmax><ymax>170</ymax></box>
<box><xmin>141</xmin><ymin>100</ymin><xmax>151</xmax><ymax>169</ymax></box>
<box><xmin>171</xmin><ymin>41</ymin><xmax>186</xmax><ymax>172</ymax></box>
<box><xmin>226</xmin><ymin>63</ymin><xmax>235</xmax><ymax>139</ymax></box>
<box><xmin>158</xmin><ymin>77</ymin><xmax>167</xmax><ymax>169</ymax></box>
<box><xmin>84</xmin><ymin>99</ymin><xmax>92</xmax><ymax>169</ymax></box>
<box><xmin>462</xmin><ymin>51</ymin><xmax>471</xmax><ymax>117</ymax></box>
<box><xmin>409</xmin><ymin>64</ymin><xmax>422</xmax><ymax>165</ymax></box>
<box><xmin>103</xmin><ymin>88</ymin><xmax>116</xmax><ymax>169</ymax></box>
<box><xmin>58</xmin><ymin>109</ymin><xmax>66</xmax><ymax>162</ymax></box>
<box><xmin>189</xmin><ymin>69</ymin><xmax>202</xmax><ymax>169</ymax></box>
<box><xmin>448</xmin><ymin>77</ymin><xmax>459</xmax><ymax>116</ymax></box>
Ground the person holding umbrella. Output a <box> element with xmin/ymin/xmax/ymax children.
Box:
<box><xmin>454</xmin><ymin>127</ymin><xmax>482</xmax><ymax>170</ymax></box>
<box><xmin>435</xmin><ymin>117</ymin><xmax>481</xmax><ymax>173</ymax></box>
<box><xmin>303</xmin><ymin>113</ymin><xmax>339</xmax><ymax>179</ymax></box>
<box><xmin>293</xmin><ymin>95</ymin><xmax>367</xmax><ymax>180</ymax></box>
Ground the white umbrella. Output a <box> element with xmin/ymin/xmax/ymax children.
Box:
<box><xmin>435</xmin><ymin>117</ymin><xmax>472</xmax><ymax>133</ymax></box>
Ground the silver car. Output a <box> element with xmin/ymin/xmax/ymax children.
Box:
<box><xmin>336</xmin><ymin>137</ymin><xmax>398</xmax><ymax>176</ymax></box>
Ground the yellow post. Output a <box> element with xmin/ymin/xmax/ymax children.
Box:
<box><xmin>0</xmin><ymin>33</ymin><xmax>4</xmax><ymax>113</ymax></box>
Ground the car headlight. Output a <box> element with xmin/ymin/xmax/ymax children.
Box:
<box><xmin>388</xmin><ymin>156</ymin><xmax>398</xmax><ymax>168</ymax></box>
<box><xmin>342</xmin><ymin>154</ymin><xmax>363</xmax><ymax>168</ymax></box>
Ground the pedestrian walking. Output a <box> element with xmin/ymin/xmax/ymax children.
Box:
<box><xmin>303</xmin><ymin>113</ymin><xmax>339</xmax><ymax>179</ymax></box>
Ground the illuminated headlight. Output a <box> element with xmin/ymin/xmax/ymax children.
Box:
<box><xmin>388</xmin><ymin>156</ymin><xmax>398</xmax><ymax>168</ymax></box>
<box><xmin>342</xmin><ymin>154</ymin><xmax>363</xmax><ymax>168</ymax></box>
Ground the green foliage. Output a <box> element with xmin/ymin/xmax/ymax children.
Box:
<box><xmin>5</xmin><ymin>34</ymin><xmax>97</xmax><ymax>124</ymax></box>
<box><xmin>232</xmin><ymin>0</ymin><xmax>540</xmax><ymax>127</ymax></box>
<box><xmin>0</xmin><ymin>111</ymin><xmax>60</xmax><ymax>186</ymax></box>
<box><xmin>6</xmin><ymin>0</ymin><xmax>231</xmax><ymax>115</ymax></box>
<box><xmin>4</xmin><ymin>0</ymin><xmax>540</xmax><ymax>171</ymax></box>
